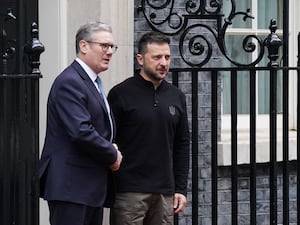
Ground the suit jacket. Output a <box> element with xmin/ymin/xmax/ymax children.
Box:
<box><xmin>39</xmin><ymin>60</ymin><xmax>116</xmax><ymax>207</ymax></box>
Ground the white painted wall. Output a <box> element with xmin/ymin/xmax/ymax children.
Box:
<box><xmin>38</xmin><ymin>1</ymin><xmax>134</xmax><ymax>225</ymax></box>
<box><xmin>39</xmin><ymin>1</ymin><xmax>68</xmax><ymax>223</ymax></box>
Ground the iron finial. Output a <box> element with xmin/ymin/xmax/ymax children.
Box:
<box><xmin>24</xmin><ymin>22</ymin><xmax>45</xmax><ymax>74</ymax></box>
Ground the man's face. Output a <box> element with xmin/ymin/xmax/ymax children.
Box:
<box><xmin>137</xmin><ymin>43</ymin><xmax>171</xmax><ymax>83</ymax></box>
<box><xmin>79</xmin><ymin>30</ymin><xmax>115</xmax><ymax>74</ymax></box>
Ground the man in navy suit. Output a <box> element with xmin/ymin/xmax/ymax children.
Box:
<box><xmin>39</xmin><ymin>21</ymin><xmax>122</xmax><ymax>225</ymax></box>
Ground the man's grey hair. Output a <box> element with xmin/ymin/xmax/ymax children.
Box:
<box><xmin>75</xmin><ymin>21</ymin><xmax>112</xmax><ymax>54</ymax></box>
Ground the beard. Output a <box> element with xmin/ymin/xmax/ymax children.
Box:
<box><xmin>143</xmin><ymin>64</ymin><xmax>168</xmax><ymax>82</ymax></box>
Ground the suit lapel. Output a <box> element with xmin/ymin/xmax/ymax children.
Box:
<box><xmin>71</xmin><ymin>61</ymin><xmax>108</xmax><ymax>112</ymax></box>
<box><xmin>71</xmin><ymin>60</ymin><xmax>115</xmax><ymax>141</ymax></box>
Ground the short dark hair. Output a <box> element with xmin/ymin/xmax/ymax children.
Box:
<box><xmin>137</xmin><ymin>31</ymin><xmax>170</xmax><ymax>55</ymax></box>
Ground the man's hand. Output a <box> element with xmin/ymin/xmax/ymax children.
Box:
<box><xmin>173</xmin><ymin>193</ymin><xmax>187</xmax><ymax>214</ymax></box>
<box><xmin>109</xmin><ymin>143</ymin><xmax>122</xmax><ymax>171</ymax></box>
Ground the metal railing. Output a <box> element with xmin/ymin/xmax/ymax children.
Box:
<box><xmin>170</xmin><ymin>57</ymin><xmax>300</xmax><ymax>225</ymax></box>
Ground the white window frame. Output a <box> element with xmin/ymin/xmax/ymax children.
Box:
<box><xmin>219</xmin><ymin>0</ymin><xmax>299</xmax><ymax>165</ymax></box>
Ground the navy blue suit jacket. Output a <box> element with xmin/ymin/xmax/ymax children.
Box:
<box><xmin>39</xmin><ymin>60</ymin><xmax>117</xmax><ymax>207</ymax></box>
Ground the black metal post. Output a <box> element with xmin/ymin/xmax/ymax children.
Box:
<box><xmin>282</xmin><ymin>1</ymin><xmax>290</xmax><ymax>224</ymax></box>
<box><xmin>230</xmin><ymin>70</ymin><xmax>238</xmax><ymax>225</ymax></box>
<box><xmin>0</xmin><ymin>20</ymin><xmax>43</xmax><ymax>225</ymax></box>
<box><xmin>211</xmin><ymin>70</ymin><xmax>218</xmax><ymax>225</ymax></box>
<box><xmin>249</xmin><ymin>69</ymin><xmax>257</xmax><ymax>225</ymax></box>
<box><xmin>191</xmin><ymin>70</ymin><xmax>199</xmax><ymax>225</ymax></box>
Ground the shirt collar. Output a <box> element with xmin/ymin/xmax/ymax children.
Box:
<box><xmin>135</xmin><ymin>73</ymin><xmax>166</xmax><ymax>90</ymax></box>
<box><xmin>76</xmin><ymin>57</ymin><xmax>98</xmax><ymax>82</ymax></box>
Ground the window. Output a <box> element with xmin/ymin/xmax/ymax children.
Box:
<box><xmin>217</xmin><ymin>0</ymin><xmax>300</xmax><ymax>165</ymax></box>
<box><xmin>221</xmin><ymin>0</ymin><xmax>283</xmax><ymax>129</ymax></box>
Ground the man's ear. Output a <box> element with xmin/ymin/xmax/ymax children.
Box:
<box><xmin>136</xmin><ymin>54</ymin><xmax>144</xmax><ymax>66</ymax></box>
<box><xmin>79</xmin><ymin>40</ymin><xmax>89</xmax><ymax>54</ymax></box>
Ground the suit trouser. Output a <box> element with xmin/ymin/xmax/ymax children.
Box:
<box><xmin>48</xmin><ymin>200</ymin><xmax>103</xmax><ymax>225</ymax></box>
<box><xmin>110</xmin><ymin>192</ymin><xmax>174</xmax><ymax>225</ymax></box>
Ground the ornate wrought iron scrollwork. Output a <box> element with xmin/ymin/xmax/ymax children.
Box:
<box><xmin>138</xmin><ymin>0</ymin><xmax>281</xmax><ymax>67</ymax></box>
<box><xmin>179</xmin><ymin>24</ymin><xmax>215</xmax><ymax>67</ymax></box>
<box><xmin>186</xmin><ymin>0</ymin><xmax>221</xmax><ymax>15</ymax></box>
<box><xmin>138</xmin><ymin>0</ymin><xmax>184</xmax><ymax>35</ymax></box>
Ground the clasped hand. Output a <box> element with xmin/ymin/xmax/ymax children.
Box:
<box><xmin>109</xmin><ymin>143</ymin><xmax>122</xmax><ymax>171</ymax></box>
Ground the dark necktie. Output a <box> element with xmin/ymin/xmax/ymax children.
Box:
<box><xmin>95</xmin><ymin>77</ymin><xmax>113</xmax><ymax>142</ymax></box>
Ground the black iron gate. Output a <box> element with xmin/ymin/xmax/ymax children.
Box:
<box><xmin>167</xmin><ymin>61</ymin><xmax>300</xmax><ymax>225</ymax></box>
<box><xmin>136</xmin><ymin>0</ymin><xmax>300</xmax><ymax>224</ymax></box>
<box><xmin>0</xmin><ymin>1</ymin><xmax>44</xmax><ymax>225</ymax></box>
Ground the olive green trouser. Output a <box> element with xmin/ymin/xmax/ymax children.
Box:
<box><xmin>110</xmin><ymin>192</ymin><xmax>174</xmax><ymax>225</ymax></box>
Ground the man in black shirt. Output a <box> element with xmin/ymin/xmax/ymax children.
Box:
<box><xmin>108</xmin><ymin>31</ymin><xmax>190</xmax><ymax>225</ymax></box>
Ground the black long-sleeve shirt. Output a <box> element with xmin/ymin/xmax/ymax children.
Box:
<box><xmin>108</xmin><ymin>74</ymin><xmax>190</xmax><ymax>196</ymax></box>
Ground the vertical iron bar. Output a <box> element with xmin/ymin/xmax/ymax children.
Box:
<box><xmin>172</xmin><ymin>71</ymin><xmax>179</xmax><ymax>225</ymax></box>
<box><xmin>269</xmin><ymin>68</ymin><xmax>278</xmax><ymax>225</ymax></box>
<box><xmin>211</xmin><ymin>70</ymin><xmax>218</xmax><ymax>225</ymax></box>
<box><xmin>249</xmin><ymin>69</ymin><xmax>257</xmax><ymax>225</ymax></box>
<box><xmin>191</xmin><ymin>70</ymin><xmax>198</xmax><ymax>225</ymax></box>
<box><xmin>282</xmin><ymin>57</ymin><xmax>290</xmax><ymax>225</ymax></box>
<box><xmin>231</xmin><ymin>70</ymin><xmax>238</xmax><ymax>225</ymax></box>
<box><xmin>282</xmin><ymin>1</ymin><xmax>290</xmax><ymax>224</ymax></box>
<box><xmin>282</xmin><ymin>78</ymin><xmax>289</xmax><ymax>225</ymax></box>
<box><xmin>200</xmin><ymin>0</ymin><xmax>206</xmax><ymax>14</ymax></box>
<box><xmin>9</xmin><ymin>78</ymin><xmax>17</xmax><ymax>225</ymax></box>
<box><xmin>172</xmin><ymin>71</ymin><xmax>179</xmax><ymax>87</ymax></box>
<box><xmin>282</xmin><ymin>0</ymin><xmax>289</xmax><ymax>67</ymax></box>
<box><xmin>31</xmin><ymin>77</ymin><xmax>40</xmax><ymax>225</ymax></box>
<box><xmin>0</xmin><ymin>77</ymin><xmax>10</xmax><ymax>225</ymax></box>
